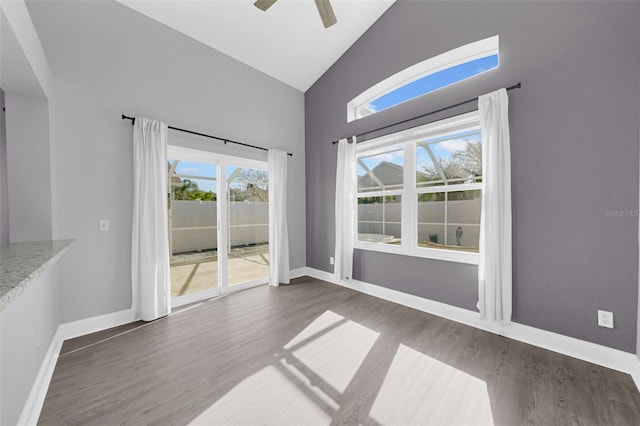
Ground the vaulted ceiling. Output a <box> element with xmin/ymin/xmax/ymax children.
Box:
<box><xmin>117</xmin><ymin>0</ymin><xmax>396</xmax><ymax>92</ymax></box>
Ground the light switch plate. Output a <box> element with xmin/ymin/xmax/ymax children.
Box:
<box><xmin>99</xmin><ymin>219</ymin><xmax>110</xmax><ymax>231</ymax></box>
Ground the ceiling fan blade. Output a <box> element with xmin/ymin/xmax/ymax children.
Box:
<box><xmin>254</xmin><ymin>0</ymin><xmax>278</xmax><ymax>12</ymax></box>
<box><xmin>314</xmin><ymin>0</ymin><xmax>337</xmax><ymax>28</ymax></box>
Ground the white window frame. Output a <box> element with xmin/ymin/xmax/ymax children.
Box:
<box><xmin>347</xmin><ymin>36</ymin><xmax>499</xmax><ymax>123</ymax></box>
<box><xmin>354</xmin><ymin>111</ymin><xmax>482</xmax><ymax>265</ymax></box>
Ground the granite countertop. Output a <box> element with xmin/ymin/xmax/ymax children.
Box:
<box><xmin>0</xmin><ymin>239</ymin><xmax>75</xmax><ymax>313</ymax></box>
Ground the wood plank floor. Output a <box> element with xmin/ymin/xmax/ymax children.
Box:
<box><xmin>39</xmin><ymin>277</ymin><xmax>640</xmax><ymax>425</ymax></box>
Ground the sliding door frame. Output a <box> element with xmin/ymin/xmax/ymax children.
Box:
<box><xmin>168</xmin><ymin>146</ymin><xmax>269</xmax><ymax>308</ymax></box>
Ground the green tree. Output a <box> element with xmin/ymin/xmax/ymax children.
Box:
<box><xmin>420</xmin><ymin>141</ymin><xmax>482</xmax><ymax>182</ymax></box>
<box><xmin>418</xmin><ymin>141</ymin><xmax>482</xmax><ymax>202</ymax></box>
<box><xmin>173</xmin><ymin>179</ymin><xmax>216</xmax><ymax>201</ymax></box>
<box><xmin>229</xmin><ymin>169</ymin><xmax>269</xmax><ymax>202</ymax></box>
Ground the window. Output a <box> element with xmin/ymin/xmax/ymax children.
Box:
<box><xmin>355</xmin><ymin>111</ymin><xmax>481</xmax><ymax>264</ymax></box>
<box><xmin>348</xmin><ymin>36</ymin><xmax>499</xmax><ymax>122</ymax></box>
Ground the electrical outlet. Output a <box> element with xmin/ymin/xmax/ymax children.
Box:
<box><xmin>329</xmin><ymin>257</ymin><xmax>335</xmax><ymax>265</ymax></box>
<box><xmin>99</xmin><ymin>219</ymin><xmax>110</xmax><ymax>231</ymax></box>
<box><xmin>597</xmin><ymin>310</ymin><xmax>614</xmax><ymax>328</ymax></box>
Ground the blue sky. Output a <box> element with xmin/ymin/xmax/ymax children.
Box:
<box><xmin>170</xmin><ymin>160</ymin><xmax>218</xmax><ymax>192</ymax></box>
<box><xmin>417</xmin><ymin>130</ymin><xmax>481</xmax><ymax>172</ymax></box>
<box><xmin>366</xmin><ymin>54</ymin><xmax>499</xmax><ymax>114</ymax></box>
<box><xmin>169</xmin><ymin>160</ymin><xmax>267</xmax><ymax>192</ymax></box>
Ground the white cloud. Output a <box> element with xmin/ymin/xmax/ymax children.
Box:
<box><xmin>178</xmin><ymin>167</ymin><xmax>200</xmax><ymax>175</ymax></box>
<box><xmin>437</xmin><ymin>139</ymin><xmax>468</xmax><ymax>153</ymax></box>
<box><xmin>376</xmin><ymin>151</ymin><xmax>403</xmax><ymax>163</ymax></box>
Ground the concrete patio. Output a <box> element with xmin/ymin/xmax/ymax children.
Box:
<box><xmin>170</xmin><ymin>244</ymin><xmax>269</xmax><ymax>297</ymax></box>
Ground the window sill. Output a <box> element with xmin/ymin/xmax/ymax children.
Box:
<box><xmin>354</xmin><ymin>241</ymin><xmax>479</xmax><ymax>265</ymax></box>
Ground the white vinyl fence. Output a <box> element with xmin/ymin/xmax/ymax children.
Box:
<box><xmin>358</xmin><ymin>198</ymin><xmax>481</xmax><ymax>247</ymax></box>
<box><xmin>171</xmin><ymin>200</ymin><xmax>268</xmax><ymax>254</ymax></box>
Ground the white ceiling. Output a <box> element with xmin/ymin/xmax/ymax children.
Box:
<box><xmin>117</xmin><ymin>0</ymin><xmax>395</xmax><ymax>92</ymax></box>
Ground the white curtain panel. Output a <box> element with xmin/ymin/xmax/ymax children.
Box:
<box><xmin>478</xmin><ymin>89</ymin><xmax>512</xmax><ymax>324</ymax></box>
<box><xmin>334</xmin><ymin>137</ymin><xmax>357</xmax><ymax>281</ymax></box>
<box><xmin>268</xmin><ymin>149</ymin><xmax>290</xmax><ymax>287</ymax></box>
<box><xmin>131</xmin><ymin>117</ymin><xmax>171</xmax><ymax>321</ymax></box>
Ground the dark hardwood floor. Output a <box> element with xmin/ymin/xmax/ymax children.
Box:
<box><xmin>38</xmin><ymin>276</ymin><xmax>640</xmax><ymax>425</ymax></box>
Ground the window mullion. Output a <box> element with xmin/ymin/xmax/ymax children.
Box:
<box><xmin>402</xmin><ymin>143</ymin><xmax>416</xmax><ymax>249</ymax></box>
<box><xmin>416</xmin><ymin>183</ymin><xmax>482</xmax><ymax>194</ymax></box>
<box><xmin>357</xmin><ymin>189</ymin><xmax>403</xmax><ymax>198</ymax></box>
<box><xmin>218</xmin><ymin>160</ymin><xmax>228</xmax><ymax>293</ymax></box>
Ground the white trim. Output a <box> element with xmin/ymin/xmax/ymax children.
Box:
<box><xmin>416</xmin><ymin>183</ymin><xmax>482</xmax><ymax>194</ymax></box>
<box><xmin>353</xmin><ymin>110</ymin><xmax>482</xmax><ymax>265</ymax></box>
<box><xmin>353</xmin><ymin>241</ymin><xmax>479</xmax><ymax>265</ymax></box>
<box><xmin>347</xmin><ymin>36</ymin><xmax>499</xmax><ymax>122</ymax></box>
<box><xmin>290</xmin><ymin>267</ymin><xmax>309</xmax><ymax>279</ymax></box>
<box><xmin>57</xmin><ymin>309</ymin><xmax>134</xmax><ymax>341</ymax></box>
<box><xmin>17</xmin><ymin>266</ymin><xmax>313</xmax><ymax>425</ymax></box>
<box><xmin>17</xmin><ymin>309</ymin><xmax>133</xmax><ymax>425</ymax></box>
<box><xmin>355</xmin><ymin>111</ymin><xmax>481</xmax><ymax>152</ymax></box>
<box><xmin>303</xmin><ymin>267</ymin><xmax>640</xmax><ymax>391</ymax></box>
<box><xmin>172</xmin><ymin>278</ymin><xmax>271</xmax><ymax>308</ymax></box>
<box><xmin>226</xmin><ymin>277</ymin><xmax>268</xmax><ymax>292</ymax></box>
<box><xmin>16</xmin><ymin>328</ymin><xmax>64</xmax><ymax>426</ymax></box>
<box><xmin>167</xmin><ymin>145</ymin><xmax>267</xmax><ymax>171</ymax></box>
<box><xmin>630</xmin><ymin>358</ymin><xmax>640</xmax><ymax>393</ymax></box>
<box><xmin>19</xmin><ymin>267</ymin><xmax>640</xmax><ymax>426</ymax></box>
<box><xmin>172</xmin><ymin>288</ymin><xmax>222</xmax><ymax>308</ymax></box>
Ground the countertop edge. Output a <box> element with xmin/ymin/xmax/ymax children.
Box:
<box><xmin>0</xmin><ymin>240</ymin><xmax>75</xmax><ymax>313</ymax></box>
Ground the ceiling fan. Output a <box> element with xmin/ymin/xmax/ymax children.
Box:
<box><xmin>254</xmin><ymin>0</ymin><xmax>337</xmax><ymax>28</ymax></box>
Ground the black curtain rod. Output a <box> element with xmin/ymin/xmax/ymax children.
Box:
<box><xmin>121</xmin><ymin>115</ymin><xmax>293</xmax><ymax>157</ymax></box>
<box><xmin>332</xmin><ymin>82</ymin><xmax>522</xmax><ymax>145</ymax></box>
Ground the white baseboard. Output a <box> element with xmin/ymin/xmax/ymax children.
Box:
<box><xmin>290</xmin><ymin>267</ymin><xmax>308</xmax><ymax>280</ymax></box>
<box><xmin>57</xmin><ymin>309</ymin><xmax>134</xmax><ymax>342</ymax></box>
<box><xmin>303</xmin><ymin>267</ymin><xmax>640</xmax><ymax>392</ymax></box>
<box><xmin>18</xmin><ymin>309</ymin><xmax>133</xmax><ymax>425</ymax></box>
<box><xmin>18</xmin><ymin>266</ymin><xmax>311</xmax><ymax>424</ymax></box>
<box><xmin>17</xmin><ymin>328</ymin><xmax>64</xmax><ymax>426</ymax></box>
<box><xmin>19</xmin><ymin>268</ymin><xmax>640</xmax><ymax>425</ymax></box>
<box><xmin>630</xmin><ymin>357</ymin><xmax>640</xmax><ymax>393</ymax></box>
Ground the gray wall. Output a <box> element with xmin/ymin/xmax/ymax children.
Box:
<box><xmin>0</xmin><ymin>267</ymin><xmax>60</xmax><ymax>426</ymax></box>
<box><xmin>306</xmin><ymin>1</ymin><xmax>640</xmax><ymax>352</ymax></box>
<box><xmin>0</xmin><ymin>4</ymin><xmax>61</xmax><ymax>424</ymax></box>
<box><xmin>4</xmin><ymin>93</ymin><xmax>53</xmax><ymax>242</ymax></box>
<box><xmin>27</xmin><ymin>0</ymin><xmax>305</xmax><ymax>323</ymax></box>
<box><xmin>0</xmin><ymin>88</ymin><xmax>8</xmax><ymax>244</ymax></box>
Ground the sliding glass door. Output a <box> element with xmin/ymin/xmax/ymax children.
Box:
<box><xmin>168</xmin><ymin>158</ymin><xmax>219</xmax><ymax>299</ymax></box>
<box><xmin>168</xmin><ymin>147</ymin><xmax>269</xmax><ymax>305</ymax></box>
<box><xmin>226</xmin><ymin>165</ymin><xmax>270</xmax><ymax>287</ymax></box>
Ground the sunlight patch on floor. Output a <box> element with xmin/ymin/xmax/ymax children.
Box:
<box><xmin>285</xmin><ymin>311</ymin><xmax>379</xmax><ymax>393</ymax></box>
<box><xmin>188</xmin><ymin>366</ymin><xmax>331</xmax><ymax>426</ymax></box>
<box><xmin>279</xmin><ymin>358</ymin><xmax>340</xmax><ymax>412</ymax></box>
<box><xmin>284</xmin><ymin>310</ymin><xmax>345</xmax><ymax>350</ymax></box>
<box><xmin>369</xmin><ymin>344</ymin><xmax>495</xmax><ymax>426</ymax></box>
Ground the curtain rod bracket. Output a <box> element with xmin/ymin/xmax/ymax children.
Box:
<box><xmin>122</xmin><ymin>114</ymin><xmax>135</xmax><ymax>125</ymax></box>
